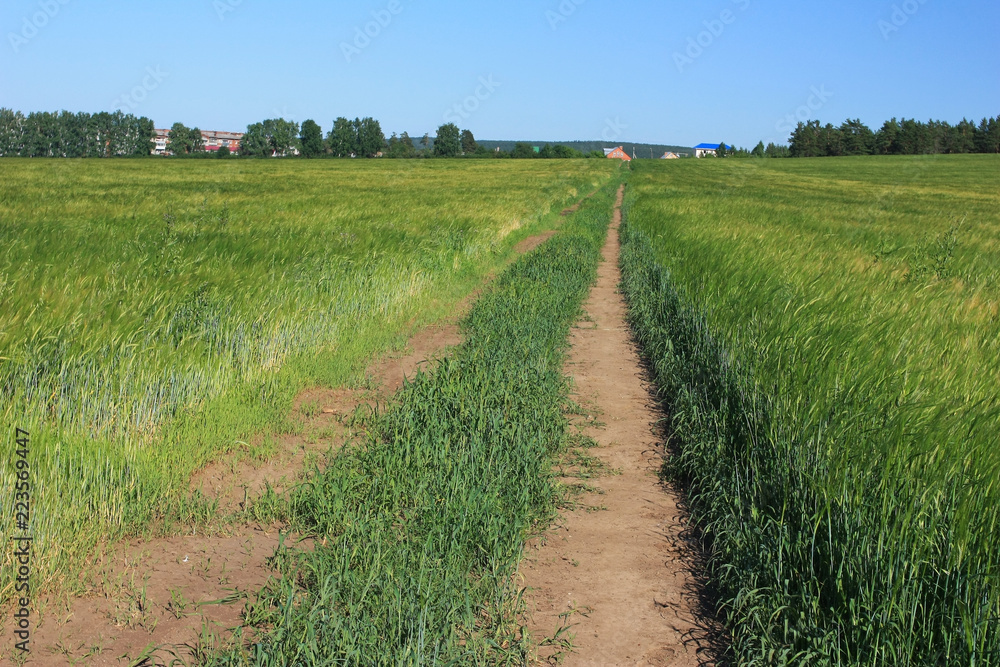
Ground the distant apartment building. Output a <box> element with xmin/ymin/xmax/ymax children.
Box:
<box><xmin>154</xmin><ymin>129</ymin><xmax>169</xmax><ymax>154</ymax></box>
<box><xmin>154</xmin><ymin>128</ymin><xmax>244</xmax><ymax>155</ymax></box>
<box><xmin>202</xmin><ymin>130</ymin><xmax>243</xmax><ymax>152</ymax></box>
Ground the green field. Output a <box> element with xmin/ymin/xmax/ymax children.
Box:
<box><xmin>5</xmin><ymin>154</ymin><xmax>999</xmax><ymax>663</ymax></box>
<box><xmin>0</xmin><ymin>159</ymin><xmax>617</xmax><ymax>600</ymax></box>
<box><xmin>621</xmin><ymin>155</ymin><xmax>1000</xmax><ymax>663</ymax></box>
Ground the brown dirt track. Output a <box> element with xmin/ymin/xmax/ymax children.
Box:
<box><xmin>520</xmin><ymin>185</ymin><xmax>720</xmax><ymax>666</ymax></box>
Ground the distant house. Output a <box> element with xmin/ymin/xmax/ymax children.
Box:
<box><xmin>603</xmin><ymin>146</ymin><xmax>632</xmax><ymax>161</ymax></box>
<box><xmin>694</xmin><ymin>143</ymin><xmax>730</xmax><ymax>158</ymax></box>
<box><xmin>154</xmin><ymin>128</ymin><xmax>245</xmax><ymax>155</ymax></box>
<box><xmin>660</xmin><ymin>151</ymin><xmax>681</xmax><ymax>159</ymax></box>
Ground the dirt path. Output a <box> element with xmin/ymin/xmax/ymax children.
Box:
<box><xmin>520</xmin><ymin>185</ymin><xmax>718</xmax><ymax>666</ymax></box>
<box><xmin>21</xmin><ymin>226</ymin><xmax>566</xmax><ymax>667</ymax></box>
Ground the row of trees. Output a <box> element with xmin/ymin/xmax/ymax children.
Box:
<box><xmin>0</xmin><ymin>108</ymin><xmax>155</xmax><ymax>157</ymax></box>
<box><xmin>242</xmin><ymin>118</ymin><xmax>302</xmax><ymax>157</ymax></box>
<box><xmin>387</xmin><ymin>131</ymin><xmax>598</xmax><ymax>159</ymax></box>
<box><xmin>326</xmin><ymin>117</ymin><xmax>388</xmax><ymax>158</ymax></box>
<box><xmin>789</xmin><ymin>116</ymin><xmax>1000</xmax><ymax>158</ymax></box>
<box><xmin>229</xmin><ymin>118</ymin><xmax>598</xmax><ymax>160</ymax></box>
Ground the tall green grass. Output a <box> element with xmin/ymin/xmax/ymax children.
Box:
<box><xmin>0</xmin><ymin>159</ymin><xmax>616</xmax><ymax>603</ymax></box>
<box><xmin>620</xmin><ymin>156</ymin><xmax>1000</xmax><ymax>664</ymax></box>
<box><xmin>204</xmin><ymin>178</ymin><xmax>621</xmax><ymax>665</ymax></box>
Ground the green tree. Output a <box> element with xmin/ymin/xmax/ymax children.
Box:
<box><xmin>764</xmin><ymin>142</ymin><xmax>789</xmax><ymax>158</ymax></box>
<box><xmin>751</xmin><ymin>141</ymin><xmax>765</xmax><ymax>158</ymax></box>
<box><xmin>551</xmin><ymin>144</ymin><xmax>582</xmax><ymax>158</ymax></box>
<box><xmin>190</xmin><ymin>127</ymin><xmax>205</xmax><ymax>153</ymax></box>
<box><xmin>0</xmin><ymin>108</ymin><xmax>25</xmax><ymax>156</ymax></box>
<box><xmin>511</xmin><ymin>142</ymin><xmax>535</xmax><ymax>159</ymax></box>
<box><xmin>217</xmin><ymin>145</ymin><xmax>231</xmax><ymax>158</ymax></box>
<box><xmin>820</xmin><ymin>124</ymin><xmax>843</xmax><ymax>156</ymax></box>
<box><xmin>949</xmin><ymin>119</ymin><xmax>977</xmax><ymax>154</ymax></box>
<box><xmin>433</xmin><ymin>123</ymin><xmax>461</xmax><ymax>157</ymax></box>
<box><xmin>240</xmin><ymin>119</ymin><xmax>299</xmax><ymax>157</ymax></box>
<box><xmin>267</xmin><ymin>119</ymin><xmax>300</xmax><ymax>156</ymax></box>
<box><xmin>420</xmin><ymin>133</ymin><xmax>430</xmax><ymax>151</ymax></box>
<box><xmin>241</xmin><ymin>122</ymin><xmax>269</xmax><ymax>157</ymax></box>
<box><xmin>328</xmin><ymin>117</ymin><xmax>357</xmax><ymax>157</ymax></box>
<box><xmin>88</xmin><ymin>112</ymin><xmax>113</xmax><ymax>157</ymax></box>
<box><xmin>790</xmin><ymin>122</ymin><xmax>823</xmax><ymax>157</ymax></box>
<box><xmin>460</xmin><ymin>129</ymin><xmax>477</xmax><ymax>155</ymax></box>
<box><xmin>24</xmin><ymin>111</ymin><xmax>57</xmax><ymax>157</ymax></box>
<box><xmin>840</xmin><ymin>119</ymin><xmax>874</xmax><ymax>156</ymax></box>
<box><xmin>716</xmin><ymin>141</ymin><xmax>728</xmax><ymax>158</ymax></box>
<box><xmin>136</xmin><ymin>116</ymin><xmax>156</xmax><ymax>156</ymax></box>
<box><xmin>975</xmin><ymin>116</ymin><xmax>1000</xmax><ymax>153</ymax></box>
<box><xmin>357</xmin><ymin>117</ymin><xmax>386</xmax><ymax>157</ymax></box>
<box><xmin>300</xmin><ymin>119</ymin><xmax>325</xmax><ymax>157</ymax></box>
<box><xmin>388</xmin><ymin>132</ymin><xmax>416</xmax><ymax>158</ymax></box>
<box><xmin>168</xmin><ymin>122</ymin><xmax>192</xmax><ymax>155</ymax></box>
<box><xmin>874</xmin><ymin>118</ymin><xmax>902</xmax><ymax>155</ymax></box>
<box><xmin>400</xmin><ymin>132</ymin><xmax>415</xmax><ymax>154</ymax></box>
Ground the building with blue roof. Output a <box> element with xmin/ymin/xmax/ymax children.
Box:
<box><xmin>694</xmin><ymin>143</ymin><xmax>730</xmax><ymax>158</ymax></box>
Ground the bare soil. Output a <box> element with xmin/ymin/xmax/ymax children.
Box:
<box><xmin>520</xmin><ymin>186</ymin><xmax>721</xmax><ymax>666</ymax></box>
<box><xmin>20</xmin><ymin>227</ymin><xmax>564</xmax><ymax>666</ymax></box>
<box><xmin>27</xmin><ymin>530</ymin><xmax>286</xmax><ymax>666</ymax></box>
<box><xmin>515</xmin><ymin>230</ymin><xmax>558</xmax><ymax>255</ymax></box>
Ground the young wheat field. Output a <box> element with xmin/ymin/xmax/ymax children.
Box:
<box><xmin>0</xmin><ymin>158</ymin><xmax>617</xmax><ymax>602</ymax></box>
<box><xmin>3</xmin><ymin>153</ymin><xmax>998</xmax><ymax>664</ymax></box>
<box><xmin>621</xmin><ymin>155</ymin><xmax>1000</xmax><ymax>664</ymax></box>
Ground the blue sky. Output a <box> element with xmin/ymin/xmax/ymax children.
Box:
<box><xmin>2</xmin><ymin>0</ymin><xmax>997</xmax><ymax>147</ymax></box>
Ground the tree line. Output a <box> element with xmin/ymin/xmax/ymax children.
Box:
<box><xmin>7</xmin><ymin>106</ymin><xmax>996</xmax><ymax>161</ymax></box>
<box><xmin>0</xmin><ymin>108</ymin><xmax>155</xmax><ymax>157</ymax></box>
<box><xmin>227</xmin><ymin>118</ymin><xmax>604</xmax><ymax>159</ymax></box>
<box><xmin>788</xmin><ymin>116</ymin><xmax>1000</xmax><ymax>158</ymax></box>
<box><xmin>0</xmin><ymin>108</ymin><xmax>606</xmax><ymax>160</ymax></box>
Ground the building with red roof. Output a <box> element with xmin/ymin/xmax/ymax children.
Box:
<box><xmin>603</xmin><ymin>146</ymin><xmax>632</xmax><ymax>161</ymax></box>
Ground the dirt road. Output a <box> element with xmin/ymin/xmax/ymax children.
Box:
<box><xmin>521</xmin><ymin>185</ymin><xmax>717</xmax><ymax>666</ymax></box>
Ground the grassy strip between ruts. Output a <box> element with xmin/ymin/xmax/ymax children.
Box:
<box><xmin>201</xmin><ymin>177</ymin><xmax>621</xmax><ymax>665</ymax></box>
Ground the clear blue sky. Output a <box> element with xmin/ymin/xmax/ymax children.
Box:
<box><xmin>2</xmin><ymin>0</ymin><xmax>997</xmax><ymax>148</ymax></box>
